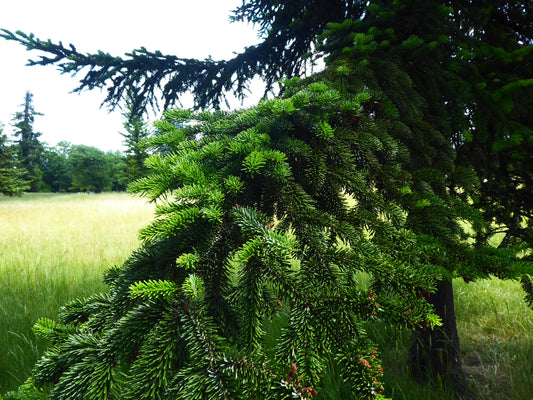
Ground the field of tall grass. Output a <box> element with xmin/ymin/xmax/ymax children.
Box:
<box><xmin>1</xmin><ymin>193</ymin><xmax>532</xmax><ymax>398</ymax></box>
<box><xmin>367</xmin><ymin>278</ymin><xmax>533</xmax><ymax>400</ymax></box>
<box><xmin>0</xmin><ymin>193</ymin><xmax>154</xmax><ymax>393</ymax></box>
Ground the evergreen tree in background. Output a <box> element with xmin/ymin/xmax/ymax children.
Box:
<box><xmin>1</xmin><ymin>0</ymin><xmax>532</xmax><ymax>398</ymax></box>
<box><xmin>10</xmin><ymin>91</ymin><xmax>44</xmax><ymax>191</ymax></box>
<box><xmin>120</xmin><ymin>94</ymin><xmax>151</xmax><ymax>182</ymax></box>
<box><xmin>0</xmin><ymin>124</ymin><xmax>29</xmax><ymax>196</ymax></box>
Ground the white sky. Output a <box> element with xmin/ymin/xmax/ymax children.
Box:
<box><xmin>0</xmin><ymin>0</ymin><xmax>261</xmax><ymax>151</ymax></box>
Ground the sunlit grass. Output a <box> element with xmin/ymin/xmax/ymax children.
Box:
<box><xmin>455</xmin><ymin>278</ymin><xmax>533</xmax><ymax>400</ymax></box>
<box><xmin>1</xmin><ymin>193</ymin><xmax>532</xmax><ymax>398</ymax></box>
<box><xmin>364</xmin><ymin>277</ymin><xmax>533</xmax><ymax>400</ymax></box>
<box><xmin>0</xmin><ymin>192</ymin><xmax>154</xmax><ymax>393</ymax></box>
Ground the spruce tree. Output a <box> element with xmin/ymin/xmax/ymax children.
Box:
<box><xmin>5</xmin><ymin>72</ymin><xmax>451</xmax><ymax>400</ymax></box>
<box><xmin>0</xmin><ymin>124</ymin><xmax>29</xmax><ymax>196</ymax></box>
<box><xmin>10</xmin><ymin>91</ymin><xmax>44</xmax><ymax>192</ymax></box>
<box><xmin>452</xmin><ymin>1</ymin><xmax>533</xmax><ymax>250</ymax></box>
<box><xmin>2</xmin><ymin>1</ymin><xmax>532</xmax><ymax>397</ymax></box>
<box><xmin>5</xmin><ymin>66</ymin><xmax>531</xmax><ymax>400</ymax></box>
<box><xmin>318</xmin><ymin>1</ymin><xmax>533</xmax><ymax>390</ymax></box>
<box><xmin>120</xmin><ymin>95</ymin><xmax>151</xmax><ymax>183</ymax></box>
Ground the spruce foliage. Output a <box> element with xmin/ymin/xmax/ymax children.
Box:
<box><xmin>7</xmin><ymin>59</ymin><xmax>530</xmax><ymax>397</ymax></box>
<box><xmin>317</xmin><ymin>3</ymin><xmax>533</xmax><ymax>387</ymax></box>
<box><xmin>3</xmin><ymin>1</ymin><xmax>533</xmax><ymax>397</ymax></box>
<box><xmin>0</xmin><ymin>124</ymin><xmax>30</xmax><ymax>196</ymax></box>
<box><xmin>10</xmin><ymin>91</ymin><xmax>44</xmax><ymax>192</ymax></box>
<box><xmin>5</xmin><ymin>73</ymin><xmax>455</xmax><ymax>400</ymax></box>
<box><xmin>0</xmin><ymin>2</ymin><xmax>366</xmax><ymax>112</ymax></box>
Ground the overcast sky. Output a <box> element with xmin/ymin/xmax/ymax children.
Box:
<box><xmin>0</xmin><ymin>0</ymin><xmax>261</xmax><ymax>151</ymax></box>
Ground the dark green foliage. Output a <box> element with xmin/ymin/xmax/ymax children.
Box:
<box><xmin>5</xmin><ymin>76</ymin><xmax>457</xmax><ymax>400</ymax></box>
<box><xmin>0</xmin><ymin>124</ymin><xmax>29</xmax><ymax>196</ymax></box>
<box><xmin>316</xmin><ymin>3</ymin><xmax>532</xmax><ymax>389</ymax></box>
<box><xmin>450</xmin><ymin>1</ymin><xmax>533</xmax><ymax>251</ymax></box>
<box><xmin>120</xmin><ymin>94</ymin><xmax>152</xmax><ymax>182</ymax></box>
<box><xmin>319</xmin><ymin>0</ymin><xmax>533</xmax><ymax>252</ymax></box>
<box><xmin>38</xmin><ymin>142</ymin><xmax>131</xmax><ymax>193</ymax></box>
<box><xmin>68</xmin><ymin>145</ymin><xmax>127</xmax><ymax>192</ymax></box>
<box><xmin>3</xmin><ymin>1</ymin><xmax>533</xmax><ymax>398</ymax></box>
<box><xmin>0</xmin><ymin>2</ymin><xmax>368</xmax><ymax>112</ymax></box>
<box><xmin>10</xmin><ymin>91</ymin><xmax>44</xmax><ymax>191</ymax></box>
<box><xmin>8</xmin><ymin>62</ymin><xmax>528</xmax><ymax>397</ymax></box>
<box><xmin>39</xmin><ymin>142</ymin><xmax>72</xmax><ymax>192</ymax></box>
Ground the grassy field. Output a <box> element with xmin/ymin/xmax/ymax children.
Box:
<box><xmin>1</xmin><ymin>193</ymin><xmax>532</xmax><ymax>398</ymax></box>
<box><xmin>367</xmin><ymin>278</ymin><xmax>533</xmax><ymax>400</ymax></box>
<box><xmin>0</xmin><ymin>193</ymin><xmax>154</xmax><ymax>393</ymax></box>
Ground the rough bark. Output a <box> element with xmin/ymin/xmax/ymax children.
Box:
<box><xmin>409</xmin><ymin>280</ymin><xmax>471</xmax><ymax>399</ymax></box>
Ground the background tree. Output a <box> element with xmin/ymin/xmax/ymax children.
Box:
<box><xmin>68</xmin><ymin>145</ymin><xmax>126</xmax><ymax>192</ymax></box>
<box><xmin>10</xmin><ymin>91</ymin><xmax>44</xmax><ymax>191</ymax></box>
<box><xmin>39</xmin><ymin>141</ymin><xmax>72</xmax><ymax>192</ymax></box>
<box><xmin>0</xmin><ymin>123</ymin><xmax>29</xmax><ymax>196</ymax></box>
<box><xmin>106</xmin><ymin>150</ymin><xmax>129</xmax><ymax>191</ymax></box>
<box><xmin>37</xmin><ymin>142</ymin><xmax>128</xmax><ymax>193</ymax></box>
<box><xmin>120</xmin><ymin>95</ymin><xmax>151</xmax><ymax>182</ymax></box>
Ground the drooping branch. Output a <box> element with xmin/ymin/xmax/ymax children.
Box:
<box><xmin>0</xmin><ymin>1</ymin><xmax>367</xmax><ymax>114</ymax></box>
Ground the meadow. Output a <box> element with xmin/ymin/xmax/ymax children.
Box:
<box><xmin>0</xmin><ymin>193</ymin><xmax>154</xmax><ymax>393</ymax></box>
<box><xmin>1</xmin><ymin>193</ymin><xmax>532</xmax><ymax>398</ymax></box>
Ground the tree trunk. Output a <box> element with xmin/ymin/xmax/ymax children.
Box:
<box><xmin>409</xmin><ymin>280</ymin><xmax>471</xmax><ymax>399</ymax></box>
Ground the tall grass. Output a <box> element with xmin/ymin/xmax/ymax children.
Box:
<box><xmin>364</xmin><ymin>278</ymin><xmax>533</xmax><ymax>400</ymax></box>
<box><xmin>1</xmin><ymin>193</ymin><xmax>532</xmax><ymax>398</ymax></box>
<box><xmin>454</xmin><ymin>278</ymin><xmax>533</xmax><ymax>399</ymax></box>
<box><xmin>0</xmin><ymin>193</ymin><xmax>154</xmax><ymax>393</ymax></box>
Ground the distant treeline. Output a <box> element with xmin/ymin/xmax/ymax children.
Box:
<box><xmin>39</xmin><ymin>142</ymin><xmax>129</xmax><ymax>193</ymax></box>
<box><xmin>0</xmin><ymin>91</ymin><xmax>150</xmax><ymax>195</ymax></box>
